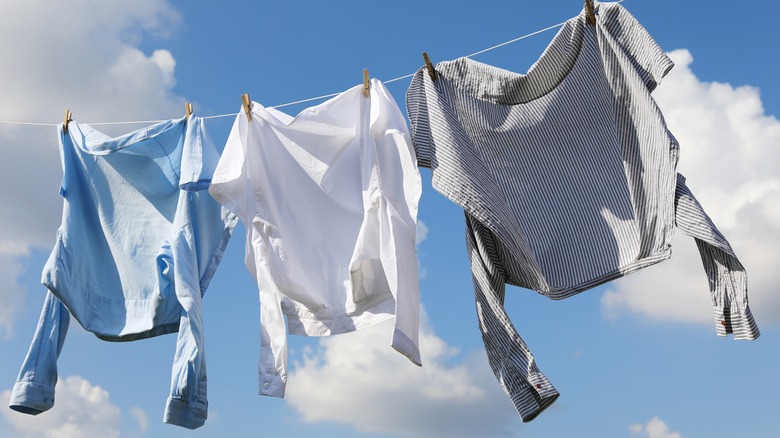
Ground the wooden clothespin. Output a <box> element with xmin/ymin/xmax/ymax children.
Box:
<box><xmin>185</xmin><ymin>102</ymin><xmax>194</xmax><ymax>118</ymax></box>
<box><xmin>422</xmin><ymin>52</ymin><xmax>437</xmax><ymax>81</ymax></box>
<box><xmin>63</xmin><ymin>109</ymin><xmax>72</xmax><ymax>133</ymax></box>
<box><xmin>585</xmin><ymin>0</ymin><xmax>596</xmax><ymax>25</ymax></box>
<box><xmin>241</xmin><ymin>94</ymin><xmax>252</xmax><ymax>121</ymax></box>
<box><xmin>363</xmin><ymin>69</ymin><xmax>370</xmax><ymax>97</ymax></box>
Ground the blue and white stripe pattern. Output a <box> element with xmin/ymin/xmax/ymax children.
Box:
<box><xmin>407</xmin><ymin>1</ymin><xmax>759</xmax><ymax>422</ymax></box>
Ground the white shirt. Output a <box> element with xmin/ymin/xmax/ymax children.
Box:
<box><xmin>209</xmin><ymin>78</ymin><xmax>422</xmax><ymax>397</ymax></box>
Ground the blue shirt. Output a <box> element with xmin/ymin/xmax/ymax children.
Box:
<box><xmin>8</xmin><ymin>117</ymin><xmax>236</xmax><ymax>429</ymax></box>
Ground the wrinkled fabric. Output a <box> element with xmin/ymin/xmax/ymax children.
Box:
<box><xmin>407</xmin><ymin>1</ymin><xmax>758</xmax><ymax>422</ymax></box>
<box><xmin>9</xmin><ymin>117</ymin><xmax>236</xmax><ymax>429</ymax></box>
<box><xmin>209</xmin><ymin>78</ymin><xmax>422</xmax><ymax>398</ymax></box>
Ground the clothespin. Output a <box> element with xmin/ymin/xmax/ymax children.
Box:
<box><xmin>422</xmin><ymin>52</ymin><xmax>437</xmax><ymax>81</ymax></box>
<box><xmin>185</xmin><ymin>102</ymin><xmax>194</xmax><ymax>118</ymax></box>
<box><xmin>363</xmin><ymin>69</ymin><xmax>370</xmax><ymax>97</ymax></box>
<box><xmin>241</xmin><ymin>94</ymin><xmax>252</xmax><ymax>121</ymax></box>
<box><xmin>63</xmin><ymin>109</ymin><xmax>72</xmax><ymax>133</ymax></box>
<box><xmin>585</xmin><ymin>0</ymin><xmax>596</xmax><ymax>25</ymax></box>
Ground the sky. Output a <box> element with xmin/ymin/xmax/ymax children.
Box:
<box><xmin>0</xmin><ymin>0</ymin><xmax>778</xmax><ymax>437</ymax></box>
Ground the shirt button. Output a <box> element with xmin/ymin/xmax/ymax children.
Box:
<box><xmin>535</xmin><ymin>384</ymin><xmax>542</xmax><ymax>389</ymax></box>
<box><xmin>263</xmin><ymin>381</ymin><xmax>270</xmax><ymax>388</ymax></box>
<box><xmin>721</xmin><ymin>320</ymin><xmax>727</xmax><ymax>326</ymax></box>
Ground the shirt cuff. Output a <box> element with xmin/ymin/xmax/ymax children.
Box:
<box><xmin>714</xmin><ymin>306</ymin><xmax>760</xmax><ymax>340</ymax></box>
<box><xmin>8</xmin><ymin>381</ymin><xmax>55</xmax><ymax>415</ymax></box>
<box><xmin>259</xmin><ymin>373</ymin><xmax>286</xmax><ymax>398</ymax></box>
<box><xmin>163</xmin><ymin>396</ymin><xmax>207</xmax><ymax>430</ymax></box>
<box><xmin>513</xmin><ymin>372</ymin><xmax>560</xmax><ymax>423</ymax></box>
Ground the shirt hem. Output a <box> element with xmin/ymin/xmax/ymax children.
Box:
<box><xmin>523</xmin><ymin>248</ymin><xmax>673</xmax><ymax>300</ymax></box>
<box><xmin>42</xmin><ymin>279</ymin><xmax>183</xmax><ymax>341</ymax></box>
<box><xmin>285</xmin><ymin>294</ymin><xmax>396</xmax><ymax>337</ymax></box>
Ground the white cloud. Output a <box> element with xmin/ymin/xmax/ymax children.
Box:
<box><xmin>150</xmin><ymin>49</ymin><xmax>177</xmax><ymax>88</ymax></box>
<box><xmin>1</xmin><ymin>375</ymin><xmax>122</xmax><ymax>438</ymax></box>
<box><xmin>130</xmin><ymin>407</ymin><xmax>149</xmax><ymax>433</ymax></box>
<box><xmin>416</xmin><ymin>219</ymin><xmax>429</xmax><ymax>245</ymax></box>
<box><xmin>0</xmin><ymin>0</ymin><xmax>184</xmax><ymax>335</ymax></box>
<box><xmin>630</xmin><ymin>417</ymin><xmax>683</xmax><ymax>438</ymax></box>
<box><xmin>602</xmin><ymin>49</ymin><xmax>780</xmax><ymax>327</ymax></box>
<box><xmin>0</xmin><ymin>249</ymin><xmax>28</xmax><ymax>338</ymax></box>
<box><xmin>286</xmin><ymin>311</ymin><xmax>519</xmax><ymax>437</ymax></box>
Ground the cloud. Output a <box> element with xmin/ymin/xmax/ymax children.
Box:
<box><xmin>630</xmin><ymin>417</ymin><xmax>683</xmax><ymax>438</ymax></box>
<box><xmin>0</xmin><ymin>249</ymin><xmax>28</xmax><ymax>338</ymax></box>
<box><xmin>130</xmin><ymin>407</ymin><xmax>149</xmax><ymax>433</ymax></box>
<box><xmin>1</xmin><ymin>375</ymin><xmax>122</xmax><ymax>438</ymax></box>
<box><xmin>0</xmin><ymin>0</ymin><xmax>184</xmax><ymax>336</ymax></box>
<box><xmin>285</xmin><ymin>311</ymin><xmax>519</xmax><ymax>438</ymax></box>
<box><xmin>416</xmin><ymin>219</ymin><xmax>429</xmax><ymax>245</ymax></box>
<box><xmin>602</xmin><ymin>49</ymin><xmax>780</xmax><ymax>327</ymax></box>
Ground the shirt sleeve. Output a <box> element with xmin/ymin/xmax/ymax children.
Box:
<box><xmin>57</xmin><ymin>125</ymin><xmax>70</xmax><ymax>198</ymax></box>
<box><xmin>8</xmin><ymin>290</ymin><xmax>70</xmax><ymax>416</ymax></box>
<box><xmin>180</xmin><ymin>116</ymin><xmax>220</xmax><ymax>192</ymax></box>
<box><xmin>163</xmin><ymin>182</ymin><xmax>236</xmax><ymax>429</ymax></box>
<box><xmin>465</xmin><ymin>213</ymin><xmax>559</xmax><ymax>422</ymax></box>
<box><xmin>162</xmin><ymin>226</ymin><xmax>208</xmax><ymax>429</ymax></box>
<box><xmin>371</xmin><ymin>79</ymin><xmax>423</xmax><ymax>366</ymax></box>
<box><xmin>674</xmin><ymin>173</ymin><xmax>760</xmax><ymax>340</ymax></box>
<box><xmin>405</xmin><ymin>69</ymin><xmax>435</xmax><ymax>169</ymax></box>
<box><xmin>597</xmin><ymin>2</ymin><xmax>675</xmax><ymax>92</ymax></box>
<box><xmin>251</xmin><ymin>231</ymin><xmax>288</xmax><ymax>398</ymax></box>
<box><xmin>164</xmin><ymin>116</ymin><xmax>238</xmax><ymax>428</ymax></box>
<box><xmin>208</xmin><ymin>112</ymin><xmax>249</xmax><ymax>220</ymax></box>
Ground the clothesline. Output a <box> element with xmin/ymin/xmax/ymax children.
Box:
<box><xmin>0</xmin><ymin>1</ymin><xmax>623</xmax><ymax>128</ymax></box>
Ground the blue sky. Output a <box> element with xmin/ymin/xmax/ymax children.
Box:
<box><xmin>0</xmin><ymin>1</ymin><xmax>778</xmax><ymax>437</ymax></box>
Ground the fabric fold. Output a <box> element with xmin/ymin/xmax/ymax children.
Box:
<box><xmin>9</xmin><ymin>117</ymin><xmax>235</xmax><ymax>429</ymax></box>
<box><xmin>209</xmin><ymin>78</ymin><xmax>423</xmax><ymax>398</ymax></box>
<box><xmin>406</xmin><ymin>0</ymin><xmax>756</xmax><ymax>422</ymax></box>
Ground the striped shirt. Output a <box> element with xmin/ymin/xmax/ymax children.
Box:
<box><xmin>407</xmin><ymin>1</ymin><xmax>759</xmax><ymax>422</ymax></box>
